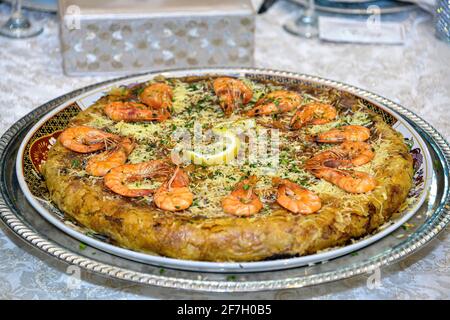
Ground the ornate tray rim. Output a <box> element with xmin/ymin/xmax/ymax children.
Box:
<box><xmin>13</xmin><ymin>68</ymin><xmax>433</xmax><ymax>273</ymax></box>
<box><xmin>1</xmin><ymin>67</ymin><xmax>449</xmax><ymax>292</ymax></box>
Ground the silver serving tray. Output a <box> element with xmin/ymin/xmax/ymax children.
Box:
<box><xmin>1</xmin><ymin>68</ymin><xmax>449</xmax><ymax>292</ymax></box>
<box><xmin>14</xmin><ymin>68</ymin><xmax>433</xmax><ymax>273</ymax></box>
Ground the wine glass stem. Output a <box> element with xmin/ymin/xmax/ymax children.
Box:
<box><xmin>0</xmin><ymin>0</ymin><xmax>43</xmax><ymax>38</ymax></box>
<box><xmin>307</xmin><ymin>0</ymin><xmax>316</xmax><ymax>16</ymax></box>
<box><xmin>13</xmin><ymin>0</ymin><xmax>23</xmax><ymax>18</ymax></box>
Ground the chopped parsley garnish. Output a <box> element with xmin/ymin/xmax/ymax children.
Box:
<box><xmin>71</xmin><ymin>159</ymin><xmax>80</xmax><ymax>168</ymax></box>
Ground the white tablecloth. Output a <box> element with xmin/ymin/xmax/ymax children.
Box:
<box><xmin>0</xmin><ymin>1</ymin><xmax>449</xmax><ymax>299</ymax></box>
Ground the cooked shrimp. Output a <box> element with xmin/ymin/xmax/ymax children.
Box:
<box><xmin>310</xmin><ymin>168</ymin><xmax>377</xmax><ymax>194</ymax></box>
<box><xmin>290</xmin><ymin>102</ymin><xmax>337</xmax><ymax>129</ymax></box>
<box><xmin>336</xmin><ymin>141</ymin><xmax>375</xmax><ymax>167</ymax></box>
<box><xmin>85</xmin><ymin>138</ymin><xmax>135</xmax><ymax>177</ymax></box>
<box><xmin>104</xmin><ymin>160</ymin><xmax>173</xmax><ymax>197</ymax></box>
<box><xmin>246</xmin><ymin>90</ymin><xmax>301</xmax><ymax>117</ymax></box>
<box><xmin>306</xmin><ymin>141</ymin><xmax>374</xmax><ymax>169</ymax></box>
<box><xmin>273</xmin><ymin>178</ymin><xmax>321</xmax><ymax>214</ymax></box>
<box><xmin>59</xmin><ymin>126</ymin><xmax>120</xmax><ymax>153</ymax></box>
<box><xmin>139</xmin><ymin>83</ymin><xmax>173</xmax><ymax>111</ymax></box>
<box><xmin>221</xmin><ymin>176</ymin><xmax>263</xmax><ymax>216</ymax></box>
<box><xmin>154</xmin><ymin>167</ymin><xmax>193</xmax><ymax>211</ymax></box>
<box><xmin>315</xmin><ymin>125</ymin><xmax>370</xmax><ymax>143</ymax></box>
<box><xmin>104</xmin><ymin>101</ymin><xmax>170</xmax><ymax>122</ymax></box>
<box><xmin>213</xmin><ymin>77</ymin><xmax>253</xmax><ymax>116</ymax></box>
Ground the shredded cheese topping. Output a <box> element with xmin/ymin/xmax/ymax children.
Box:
<box><xmin>81</xmin><ymin>77</ymin><xmax>410</xmax><ymax>218</ymax></box>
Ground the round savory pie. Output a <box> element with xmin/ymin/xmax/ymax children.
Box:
<box><xmin>41</xmin><ymin>75</ymin><xmax>414</xmax><ymax>262</ymax></box>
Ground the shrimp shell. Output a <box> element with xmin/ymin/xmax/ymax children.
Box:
<box><xmin>273</xmin><ymin>178</ymin><xmax>321</xmax><ymax>214</ymax></box>
<box><xmin>59</xmin><ymin>126</ymin><xmax>120</xmax><ymax>153</ymax></box>
<box><xmin>246</xmin><ymin>90</ymin><xmax>301</xmax><ymax>117</ymax></box>
<box><xmin>315</xmin><ymin>125</ymin><xmax>370</xmax><ymax>143</ymax></box>
<box><xmin>290</xmin><ymin>102</ymin><xmax>337</xmax><ymax>129</ymax></box>
<box><xmin>213</xmin><ymin>77</ymin><xmax>253</xmax><ymax>116</ymax></box>
<box><xmin>104</xmin><ymin>160</ymin><xmax>173</xmax><ymax>197</ymax></box>
<box><xmin>221</xmin><ymin>176</ymin><xmax>263</xmax><ymax>216</ymax></box>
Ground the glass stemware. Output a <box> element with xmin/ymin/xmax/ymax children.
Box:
<box><xmin>283</xmin><ymin>0</ymin><xmax>319</xmax><ymax>39</ymax></box>
<box><xmin>0</xmin><ymin>0</ymin><xmax>43</xmax><ymax>38</ymax></box>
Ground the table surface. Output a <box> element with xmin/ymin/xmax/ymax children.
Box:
<box><xmin>0</xmin><ymin>1</ymin><xmax>449</xmax><ymax>299</ymax></box>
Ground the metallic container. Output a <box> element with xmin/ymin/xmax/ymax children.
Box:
<box><xmin>58</xmin><ymin>0</ymin><xmax>255</xmax><ymax>76</ymax></box>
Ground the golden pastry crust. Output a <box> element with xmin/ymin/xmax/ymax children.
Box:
<box><xmin>42</xmin><ymin>124</ymin><xmax>412</xmax><ymax>261</ymax></box>
<box><xmin>41</xmin><ymin>78</ymin><xmax>414</xmax><ymax>262</ymax></box>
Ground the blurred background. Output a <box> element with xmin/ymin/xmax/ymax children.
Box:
<box><xmin>1</xmin><ymin>0</ymin><xmax>448</xmax><ymax>132</ymax></box>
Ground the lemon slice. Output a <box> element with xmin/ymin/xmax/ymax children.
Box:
<box><xmin>183</xmin><ymin>130</ymin><xmax>241</xmax><ymax>166</ymax></box>
<box><xmin>213</xmin><ymin>118</ymin><xmax>256</xmax><ymax>133</ymax></box>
